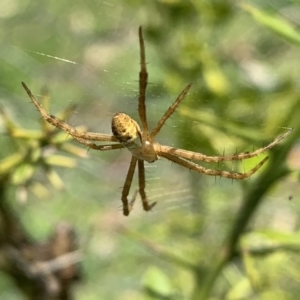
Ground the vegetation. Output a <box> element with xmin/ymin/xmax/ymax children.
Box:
<box><xmin>1</xmin><ymin>1</ymin><xmax>300</xmax><ymax>299</ymax></box>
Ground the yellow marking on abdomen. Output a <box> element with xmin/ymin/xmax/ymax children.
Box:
<box><xmin>111</xmin><ymin>113</ymin><xmax>142</xmax><ymax>150</ymax></box>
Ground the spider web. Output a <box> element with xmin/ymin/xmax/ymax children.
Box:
<box><xmin>2</xmin><ymin>3</ymin><xmax>296</xmax><ymax>218</ymax></box>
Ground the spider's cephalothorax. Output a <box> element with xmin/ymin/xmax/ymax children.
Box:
<box><xmin>22</xmin><ymin>26</ymin><xmax>292</xmax><ymax>216</ymax></box>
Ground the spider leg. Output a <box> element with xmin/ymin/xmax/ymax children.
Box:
<box><xmin>150</xmin><ymin>83</ymin><xmax>192</xmax><ymax>141</ymax></box>
<box><xmin>138</xmin><ymin>26</ymin><xmax>149</xmax><ymax>139</ymax></box>
<box><xmin>160</xmin><ymin>152</ymin><xmax>268</xmax><ymax>179</ymax></box>
<box><xmin>138</xmin><ymin>159</ymin><xmax>156</xmax><ymax>212</ymax></box>
<box><xmin>72</xmin><ymin>137</ymin><xmax>125</xmax><ymax>151</ymax></box>
<box><xmin>154</xmin><ymin>127</ymin><xmax>292</xmax><ymax>163</ymax></box>
<box><xmin>121</xmin><ymin>156</ymin><xmax>138</xmax><ymax>216</ymax></box>
<box><xmin>22</xmin><ymin>82</ymin><xmax>117</xmax><ymax>142</ymax></box>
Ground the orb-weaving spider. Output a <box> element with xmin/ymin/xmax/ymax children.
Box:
<box><xmin>22</xmin><ymin>27</ymin><xmax>292</xmax><ymax>216</ymax></box>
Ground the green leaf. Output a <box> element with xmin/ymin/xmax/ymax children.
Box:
<box><xmin>142</xmin><ymin>266</ymin><xmax>173</xmax><ymax>298</ymax></box>
<box><xmin>241</xmin><ymin>3</ymin><xmax>300</xmax><ymax>46</ymax></box>
<box><xmin>11</xmin><ymin>163</ymin><xmax>35</xmax><ymax>185</ymax></box>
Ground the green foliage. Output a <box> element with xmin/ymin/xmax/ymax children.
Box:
<box><xmin>1</xmin><ymin>1</ymin><xmax>300</xmax><ymax>299</ymax></box>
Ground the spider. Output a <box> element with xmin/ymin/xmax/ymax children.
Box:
<box><xmin>22</xmin><ymin>27</ymin><xmax>292</xmax><ymax>216</ymax></box>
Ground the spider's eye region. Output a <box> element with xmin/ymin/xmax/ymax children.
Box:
<box><xmin>111</xmin><ymin>112</ymin><xmax>142</xmax><ymax>146</ymax></box>
<box><xmin>130</xmin><ymin>140</ymin><xmax>158</xmax><ymax>163</ymax></box>
<box><xmin>143</xmin><ymin>141</ymin><xmax>157</xmax><ymax>163</ymax></box>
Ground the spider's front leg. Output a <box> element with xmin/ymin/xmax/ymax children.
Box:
<box><xmin>137</xmin><ymin>159</ymin><xmax>157</xmax><ymax>212</ymax></box>
<box><xmin>121</xmin><ymin>156</ymin><xmax>156</xmax><ymax>216</ymax></box>
<box><xmin>121</xmin><ymin>156</ymin><xmax>138</xmax><ymax>216</ymax></box>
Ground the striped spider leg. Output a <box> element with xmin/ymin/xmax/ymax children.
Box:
<box><xmin>22</xmin><ymin>27</ymin><xmax>292</xmax><ymax>216</ymax></box>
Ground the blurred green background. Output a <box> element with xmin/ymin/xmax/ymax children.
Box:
<box><xmin>1</xmin><ymin>0</ymin><xmax>300</xmax><ymax>299</ymax></box>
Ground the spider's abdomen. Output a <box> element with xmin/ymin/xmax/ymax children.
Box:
<box><xmin>112</xmin><ymin>113</ymin><xmax>158</xmax><ymax>163</ymax></box>
<box><xmin>111</xmin><ymin>113</ymin><xmax>142</xmax><ymax>150</ymax></box>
